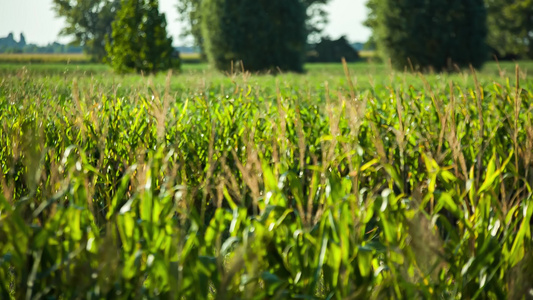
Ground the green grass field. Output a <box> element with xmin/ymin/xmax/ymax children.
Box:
<box><xmin>0</xmin><ymin>60</ymin><xmax>532</xmax><ymax>299</ymax></box>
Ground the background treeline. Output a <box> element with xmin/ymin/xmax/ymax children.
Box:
<box><xmin>6</xmin><ymin>0</ymin><xmax>532</xmax><ymax>73</ymax></box>
<box><xmin>49</xmin><ymin>0</ymin><xmax>338</xmax><ymax>73</ymax></box>
<box><xmin>0</xmin><ymin>33</ymin><xmax>83</xmax><ymax>54</ymax></box>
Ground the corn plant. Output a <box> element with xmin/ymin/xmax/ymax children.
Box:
<box><xmin>0</xmin><ymin>64</ymin><xmax>532</xmax><ymax>299</ymax></box>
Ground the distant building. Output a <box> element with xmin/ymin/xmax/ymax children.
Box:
<box><xmin>307</xmin><ymin>36</ymin><xmax>360</xmax><ymax>63</ymax></box>
<box><xmin>0</xmin><ymin>32</ymin><xmax>23</xmax><ymax>48</ymax></box>
<box><xmin>19</xmin><ymin>33</ymin><xmax>26</xmax><ymax>47</ymax></box>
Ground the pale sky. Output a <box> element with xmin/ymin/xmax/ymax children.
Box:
<box><xmin>0</xmin><ymin>0</ymin><xmax>371</xmax><ymax>46</ymax></box>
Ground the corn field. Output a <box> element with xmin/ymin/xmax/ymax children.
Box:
<box><xmin>0</xmin><ymin>63</ymin><xmax>532</xmax><ymax>299</ymax></box>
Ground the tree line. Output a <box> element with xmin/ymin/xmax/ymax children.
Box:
<box><xmin>52</xmin><ymin>0</ymin><xmax>533</xmax><ymax>73</ymax></box>
<box><xmin>0</xmin><ymin>33</ymin><xmax>83</xmax><ymax>54</ymax></box>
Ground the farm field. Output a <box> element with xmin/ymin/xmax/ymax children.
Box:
<box><xmin>0</xmin><ymin>53</ymin><xmax>91</xmax><ymax>64</ymax></box>
<box><xmin>0</xmin><ymin>61</ymin><xmax>533</xmax><ymax>299</ymax></box>
<box><xmin>0</xmin><ymin>52</ymin><xmax>203</xmax><ymax>65</ymax></box>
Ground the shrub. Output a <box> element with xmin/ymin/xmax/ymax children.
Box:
<box><xmin>106</xmin><ymin>0</ymin><xmax>175</xmax><ymax>74</ymax></box>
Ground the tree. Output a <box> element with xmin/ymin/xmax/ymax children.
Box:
<box><xmin>52</xmin><ymin>0</ymin><xmax>120</xmax><ymax>62</ymax></box>
<box><xmin>176</xmin><ymin>0</ymin><xmax>203</xmax><ymax>48</ymax></box>
<box><xmin>486</xmin><ymin>0</ymin><xmax>533</xmax><ymax>59</ymax></box>
<box><xmin>201</xmin><ymin>0</ymin><xmax>307</xmax><ymax>73</ymax></box>
<box><xmin>363</xmin><ymin>0</ymin><xmax>378</xmax><ymax>33</ymax></box>
<box><xmin>106</xmin><ymin>0</ymin><xmax>175</xmax><ymax>73</ymax></box>
<box><xmin>302</xmin><ymin>0</ymin><xmax>331</xmax><ymax>43</ymax></box>
<box><xmin>365</xmin><ymin>0</ymin><xmax>488</xmax><ymax>71</ymax></box>
<box><xmin>362</xmin><ymin>0</ymin><xmax>378</xmax><ymax>51</ymax></box>
<box><xmin>177</xmin><ymin>0</ymin><xmax>329</xmax><ymax>51</ymax></box>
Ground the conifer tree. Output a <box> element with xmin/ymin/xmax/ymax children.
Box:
<box><xmin>106</xmin><ymin>0</ymin><xmax>175</xmax><ymax>73</ymax></box>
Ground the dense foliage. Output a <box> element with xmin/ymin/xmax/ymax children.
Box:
<box><xmin>52</xmin><ymin>0</ymin><xmax>120</xmax><ymax>62</ymax></box>
<box><xmin>201</xmin><ymin>0</ymin><xmax>307</xmax><ymax>72</ymax></box>
<box><xmin>106</xmin><ymin>0</ymin><xmax>175</xmax><ymax>74</ymax></box>
<box><xmin>366</xmin><ymin>0</ymin><xmax>533</xmax><ymax>60</ymax></box>
<box><xmin>0</xmin><ymin>62</ymin><xmax>532</xmax><ymax>298</ymax></box>
<box><xmin>177</xmin><ymin>0</ymin><xmax>331</xmax><ymax>51</ymax></box>
<box><xmin>365</xmin><ymin>0</ymin><xmax>488</xmax><ymax>71</ymax></box>
<box><xmin>486</xmin><ymin>0</ymin><xmax>533</xmax><ymax>59</ymax></box>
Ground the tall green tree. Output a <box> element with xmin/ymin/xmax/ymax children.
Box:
<box><xmin>486</xmin><ymin>0</ymin><xmax>533</xmax><ymax>59</ymax></box>
<box><xmin>52</xmin><ymin>0</ymin><xmax>120</xmax><ymax>62</ymax></box>
<box><xmin>106</xmin><ymin>0</ymin><xmax>175</xmax><ymax>73</ymax></box>
<box><xmin>177</xmin><ymin>0</ymin><xmax>329</xmax><ymax>50</ymax></box>
<box><xmin>362</xmin><ymin>0</ymin><xmax>378</xmax><ymax>50</ymax></box>
<box><xmin>365</xmin><ymin>0</ymin><xmax>488</xmax><ymax>71</ymax></box>
<box><xmin>201</xmin><ymin>0</ymin><xmax>307</xmax><ymax>73</ymax></box>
